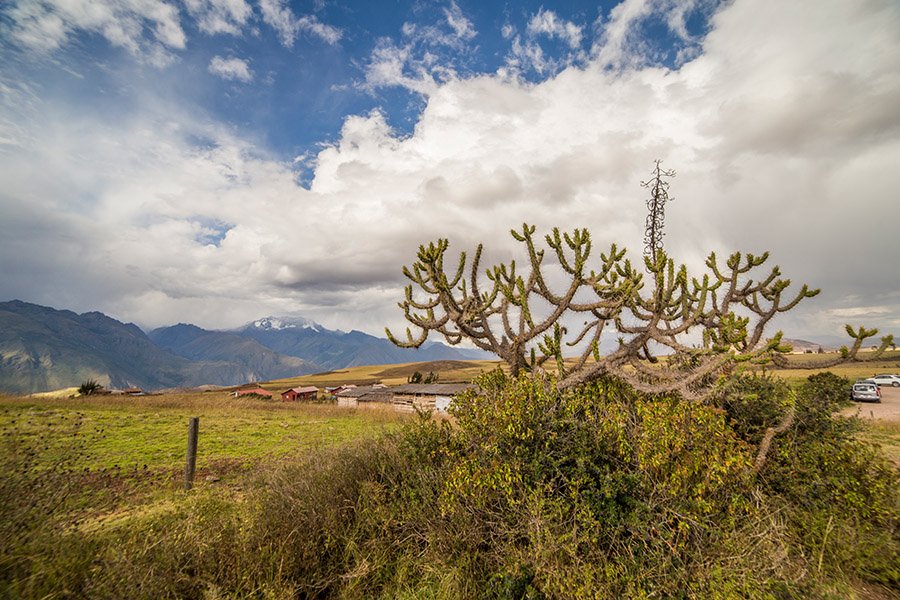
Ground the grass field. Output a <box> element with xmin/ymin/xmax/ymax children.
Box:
<box><xmin>3</xmin><ymin>353</ymin><xmax>898</xmax><ymax>598</ymax></box>
<box><xmin>0</xmin><ymin>392</ymin><xmax>407</xmax><ymax>525</ymax></box>
<box><xmin>10</xmin><ymin>349</ymin><xmax>897</xmax><ymax>478</ymax></box>
<box><xmin>246</xmin><ymin>350</ymin><xmax>900</xmax><ymax>467</ymax></box>
<box><xmin>3</xmin><ymin>391</ymin><xmax>405</xmax><ymax>465</ymax></box>
<box><xmin>758</xmin><ymin>349</ymin><xmax>900</xmax><ymax>383</ymax></box>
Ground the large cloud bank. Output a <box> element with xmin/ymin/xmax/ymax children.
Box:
<box><xmin>0</xmin><ymin>0</ymin><xmax>898</xmax><ymax>342</ymax></box>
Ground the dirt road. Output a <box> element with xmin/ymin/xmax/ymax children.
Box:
<box><xmin>844</xmin><ymin>385</ymin><xmax>900</xmax><ymax>422</ymax></box>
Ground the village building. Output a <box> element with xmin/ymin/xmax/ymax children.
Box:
<box><xmin>280</xmin><ymin>386</ymin><xmax>318</xmax><ymax>401</ymax></box>
<box><xmin>335</xmin><ymin>384</ymin><xmax>393</xmax><ymax>408</ymax></box>
<box><xmin>390</xmin><ymin>383</ymin><xmax>476</xmax><ymax>413</ymax></box>
<box><xmin>326</xmin><ymin>384</ymin><xmax>357</xmax><ymax>397</ymax></box>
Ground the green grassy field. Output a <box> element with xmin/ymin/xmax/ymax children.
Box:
<box><xmin>0</xmin><ymin>392</ymin><xmax>406</xmax><ymax>526</ymax></box>
<box><xmin>2</xmin><ymin>392</ymin><xmax>403</xmax><ymax>470</ymax></box>
<box><xmin>2</xmin><ymin>357</ymin><xmax>898</xmax><ymax>598</ymax></box>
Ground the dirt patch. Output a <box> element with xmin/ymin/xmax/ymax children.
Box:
<box><xmin>851</xmin><ymin>581</ymin><xmax>900</xmax><ymax>600</ymax></box>
<box><xmin>844</xmin><ymin>386</ymin><xmax>900</xmax><ymax>422</ymax></box>
<box><xmin>375</xmin><ymin>360</ymin><xmax>475</xmax><ymax>378</ymax></box>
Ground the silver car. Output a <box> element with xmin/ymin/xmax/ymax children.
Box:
<box><xmin>870</xmin><ymin>374</ymin><xmax>900</xmax><ymax>387</ymax></box>
<box><xmin>851</xmin><ymin>382</ymin><xmax>881</xmax><ymax>403</ymax></box>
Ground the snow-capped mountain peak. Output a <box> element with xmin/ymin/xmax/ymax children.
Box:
<box><xmin>250</xmin><ymin>316</ymin><xmax>322</xmax><ymax>332</ymax></box>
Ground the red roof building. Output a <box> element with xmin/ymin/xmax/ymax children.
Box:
<box><xmin>281</xmin><ymin>386</ymin><xmax>318</xmax><ymax>401</ymax></box>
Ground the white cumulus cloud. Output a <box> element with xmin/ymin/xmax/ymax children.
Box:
<box><xmin>505</xmin><ymin>8</ymin><xmax>587</xmax><ymax>76</ymax></box>
<box><xmin>443</xmin><ymin>1</ymin><xmax>476</xmax><ymax>41</ymax></box>
<box><xmin>258</xmin><ymin>0</ymin><xmax>341</xmax><ymax>46</ymax></box>
<box><xmin>593</xmin><ymin>0</ymin><xmax>708</xmax><ymax>68</ymax></box>
<box><xmin>4</xmin><ymin>0</ymin><xmax>186</xmax><ymax>67</ymax></box>
<box><xmin>184</xmin><ymin>0</ymin><xmax>252</xmax><ymax>35</ymax></box>
<box><xmin>361</xmin><ymin>1</ymin><xmax>477</xmax><ymax>94</ymax></box>
<box><xmin>1</xmin><ymin>0</ymin><xmax>898</xmax><ymax>342</ymax></box>
<box><xmin>208</xmin><ymin>55</ymin><xmax>253</xmax><ymax>81</ymax></box>
<box><xmin>527</xmin><ymin>8</ymin><xmax>583</xmax><ymax>48</ymax></box>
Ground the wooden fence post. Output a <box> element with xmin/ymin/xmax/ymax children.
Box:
<box><xmin>184</xmin><ymin>416</ymin><xmax>199</xmax><ymax>490</ymax></box>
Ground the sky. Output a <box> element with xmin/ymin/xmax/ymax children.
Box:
<box><xmin>0</xmin><ymin>0</ymin><xmax>898</xmax><ymax>346</ymax></box>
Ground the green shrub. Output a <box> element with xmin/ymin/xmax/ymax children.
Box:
<box><xmin>713</xmin><ymin>373</ymin><xmax>793</xmax><ymax>445</ymax></box>
<box><xmin>77</xmin><ymin>379</ymin><xmax>102</xmax><ymax>396</ymax></box>
<box><xmin>794</xmin><ymin>371</ymin><xmax>853</xmax><ymax>434</ymax></box>
<box><xmin>434</xmin><ymin>372</ymin><xmax>790</xmax><ymax>598</ymax></box>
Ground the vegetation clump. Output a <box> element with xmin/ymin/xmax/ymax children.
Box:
<box><xmin>408</xmin><ymin>370</ymin><xmax>439</xmax><ymax>384</ymax></box>
<box><xmin>240</xmin><ymin>370</ymin><xmax>897</xmax><ymax>598</ymax></box>
<box><xmin>77</xmin><ymin>379</ymin><xmax>102</xmax><ymax>396</ymax></box>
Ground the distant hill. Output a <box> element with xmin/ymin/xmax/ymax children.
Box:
<box><xmin>782</xmin><ymin>338</ymin><xmax>835</xmax><ymax>353</ymax></box>
<box><xmin>0</xmin><ymin>300</ymin><xmax>236</xmax><ymax>393</ymax></box>
<box><xmin>231</xmin><ymin>316</ymin><xmax>488</xmax><ymax>371</ymax></box>
<box><xmin>148</xmin><ymin>323</ymin><xmax>319</xmax><ymax>379</ymax></box>
<box><xmin>0</xmin><ymin>301</ymin><xmax>489</xmax><ymax>394</ymax></box>
<box><xmin>0</xmin><ymin>301</ymin><xmax>315</xmax><ymax>394</ymax></box>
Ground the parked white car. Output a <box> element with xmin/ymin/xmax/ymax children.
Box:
<box><xmin>870</xmin><ymin>374</ymin><xmax>900</xmax><ymax>387</ymax></box>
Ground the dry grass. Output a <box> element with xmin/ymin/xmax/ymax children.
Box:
<box><xmin>859</xmin><ymin>420</ymin><xmax>900</xmax><ymax>466</ymax></box>
<box><xmin>28</xmin><ymin>387</ymin><xmax>79</xmax><ymax>399</ymax></box>
<box><xmin>260</xmin><ymin>359</ymin><xmax>504</xmax><ymax>390</ymax></box>
<box><xmin>760</xmin><ymin>349</ymin><xmax>900</xmax><ymax>383</ymax></box>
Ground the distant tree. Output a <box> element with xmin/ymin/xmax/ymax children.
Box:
<box><xmin>408</xmin><ymin>371</ymin><xmax>423</xmax><ymax>384</ymax></box>
<box><xmin>78</xmin><ymin>379</ymin><xmax>102</xmax><ymax>396</ymax></box>
<box><xmin>423</xmin><ymin>371</ymin><xmax>439</xmax><ymax>384</ymax></box>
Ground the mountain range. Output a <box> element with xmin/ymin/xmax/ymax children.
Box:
<box><xmin>0</xmin><ymin>300</ymin><xmax>487</xmax><ymax>394</ymax></box>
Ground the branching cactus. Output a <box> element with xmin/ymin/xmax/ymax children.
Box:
<box><xmin>387</xmin><ymin>172</ymin><xmax>894</xmax><ymax>400</ymax></box>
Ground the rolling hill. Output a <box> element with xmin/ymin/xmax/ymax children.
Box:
<box><xmin>0</xmin><ymin>301</ymin><xmax>489</xmax><ymax>394</ymax></box>
<box><xmin>0</xmin><ymin>300</ymin><xmax>241</xmax><ymax>394</ymax></box>
<box><xmin>229</xmin><ymin>316</ymin><xmax>488</xmax><ymax>370</ymax></box>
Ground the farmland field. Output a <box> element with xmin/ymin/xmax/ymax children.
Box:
<box><xmin>257</xmin><ymin>350</ymin><xmax>900</xmax><ymax>391</ymax></box>
<box><xmin>2</xmin><ymin>352</ymin><xmax>898</xmax><ymax>598</ymax></box>
<box><xmin>1</xmin><ymin>391</ymin><xmax>405</xmax><ymax>485</ymax></box>
<box><xmin>255</xmin><ymin>358</ymin><xmax>503</xmax><ymax>390</ymax></box>
<box><xmin>0</xmin><ymin>390</ymin><xmax>413</xmax><ymax>597</ymax></box>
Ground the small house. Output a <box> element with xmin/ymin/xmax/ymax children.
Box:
<box><xmin>281</xmin><ymin>386</ymin><xmax>318</xmax><ymax>401</ymax></box>
<box><xmin>327</xmin><ymin>384</ymin><xmax>357</xmax><ymax>397</ymax></box>
<box><xmin>391</xmin><ymin>383</ymin><xmax>476</xmax><ymax>413</ymax></box>
<box><xmin>335</xmin><ymin>385</ymin><xmax>393</xmax><ymax>408</ymax></box>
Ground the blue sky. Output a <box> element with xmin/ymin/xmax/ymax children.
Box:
<box><xmin>1</xmin><ymin>0</ymin><xmax>898</xmax><ymax>346</ymax></box>
<box><xmin>4</xmin><ymin>1</ymin><xmax>712</xmax><ymax>163</ymax></box>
